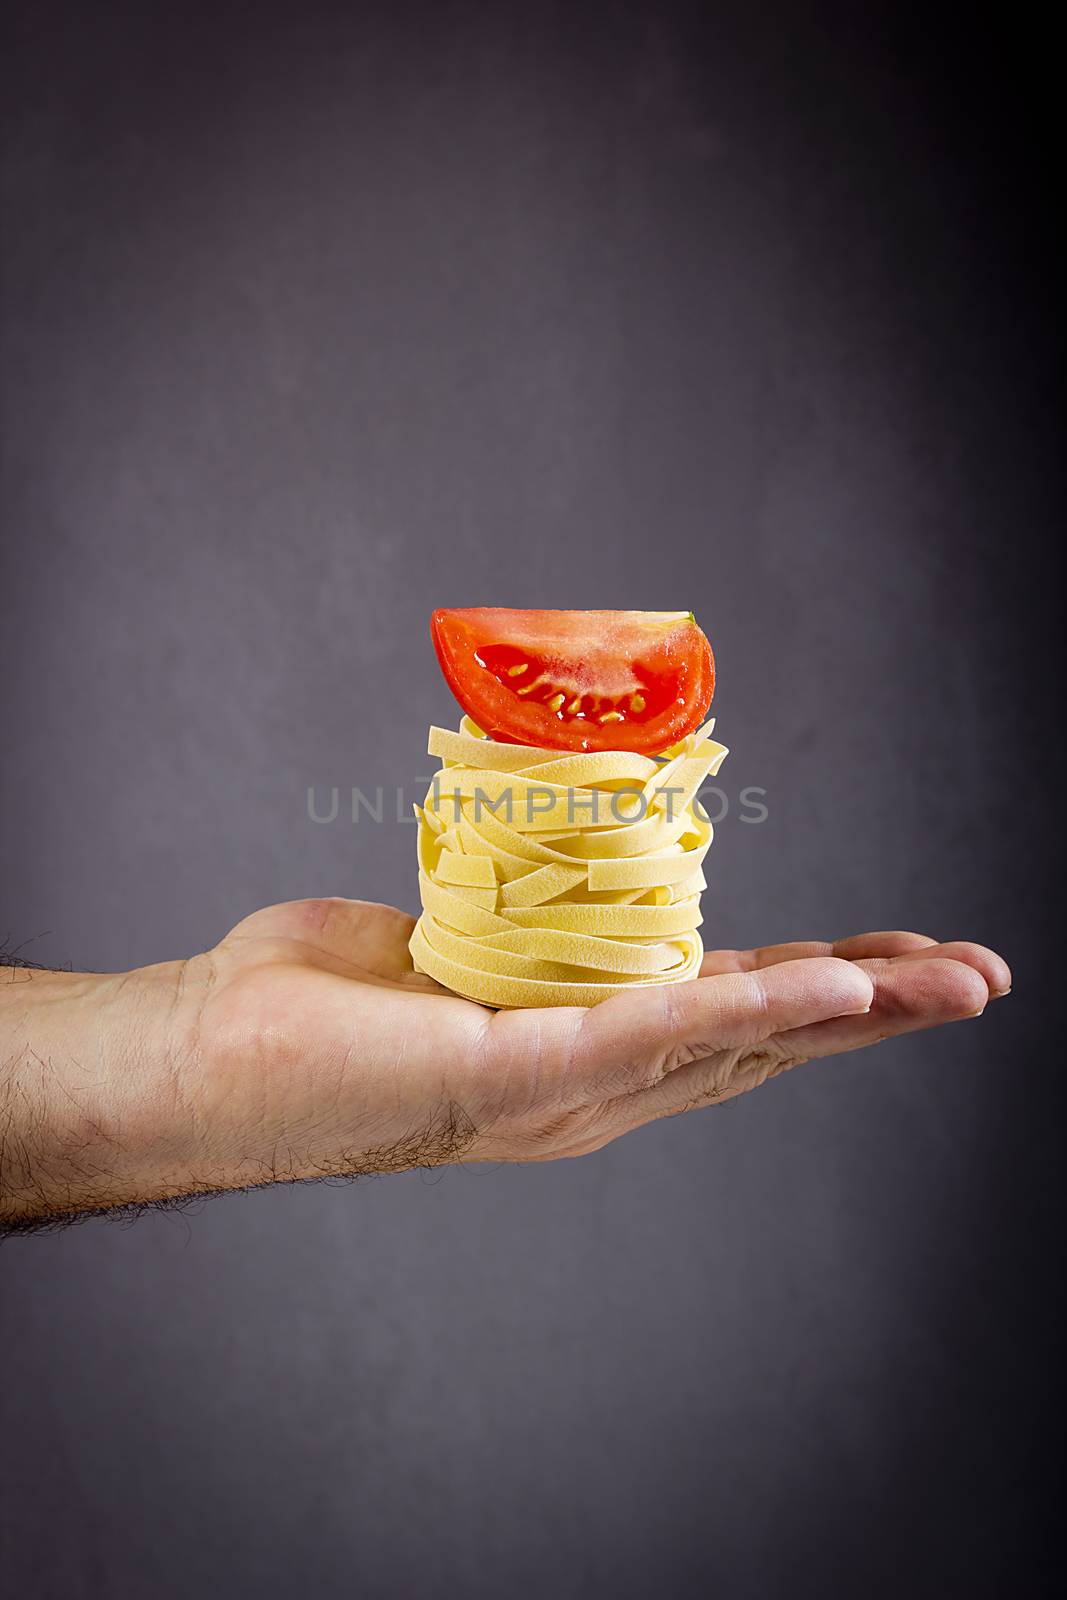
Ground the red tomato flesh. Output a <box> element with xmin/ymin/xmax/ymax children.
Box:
<box><xmin>431</xmin><ymin>608</ymin><xmax>715</xmax><ymax>754</ymax></box>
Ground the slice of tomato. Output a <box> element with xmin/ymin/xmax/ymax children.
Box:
<box><xmin>430</xmin><ymin>608</ymin><xmax>715</xmax><ymax>754</ymax></box>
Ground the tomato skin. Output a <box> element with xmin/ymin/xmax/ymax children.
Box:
<box><xmin>431</xmin><ymin>608</ymin><xmax>715</xmax><ymax>754</ymax></box>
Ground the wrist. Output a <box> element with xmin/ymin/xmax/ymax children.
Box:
<box><xmin>0</xmin><ymin>958</ymin><xmax>202</xmax><ymax>1224</ymax></box>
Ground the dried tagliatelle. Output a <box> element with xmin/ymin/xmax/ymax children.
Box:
<box><xmin>409</xmin><ymin>715</ymin><xmax>728</xmax><ymax>1008</ymax></box>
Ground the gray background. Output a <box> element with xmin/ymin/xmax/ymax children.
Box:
<box><xmin>1</xmin><ymin>2</ymin><xmax>1060</xmax><ymax>1596</ymax></box>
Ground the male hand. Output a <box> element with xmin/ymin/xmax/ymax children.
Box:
<box><xmin>0</xmin><ymin>898</ymin><xmax>1010</xmax><ymax>1228</ymax></box>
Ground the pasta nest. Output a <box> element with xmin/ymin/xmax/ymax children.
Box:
<box><xmin>409</xmin><ymin>716</ymin><xmax>728</xmax><ymax>1008</ymax></box>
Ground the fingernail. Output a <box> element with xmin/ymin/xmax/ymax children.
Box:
<box><xmin>992</xmin><ymin>986</ymin><xmax>1011</xmax><ymax>999</ymax></box>
<box><xmin>966</xmin><ymin>1007</ymin><xmax>987</xmax><ymax>1019</ymax></box>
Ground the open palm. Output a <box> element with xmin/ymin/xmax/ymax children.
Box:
<box><xmin>184</xmin><ymin>898</ymin><xmax>1009</xmax><ymax>1186</ymax></box>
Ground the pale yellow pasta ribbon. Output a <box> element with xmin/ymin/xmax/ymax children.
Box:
<box><xmin>409</xmin><ymin>716</ymin><xmax>728</xmax><ymax>1008</ymax></box>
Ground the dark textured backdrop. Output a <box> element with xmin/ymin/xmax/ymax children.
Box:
<box><xmin>1</xmin><ymin>3</ymin><xmax>1061</xmax><ymax>1596</ymax></box>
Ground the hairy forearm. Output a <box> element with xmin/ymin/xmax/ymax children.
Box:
<box><xmin>0</xmin><ymin>961</ymin><xmax>197</xmax><ymax>1230</ymax></box>
<box><xmin>0</xmin><ymin>947</ymin><xmax>392</xmax><ymax>1233</ymax></box>
<box><xmin>0</xmin><ymin>932</ymin><xmax>460</xmax><ymax>1233</ymax></box>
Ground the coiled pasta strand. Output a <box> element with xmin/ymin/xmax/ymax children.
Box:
<box><xmin>409</xmin><ymin>716</ymin><xmax>728</xmax><ymax>1008</ymax></box>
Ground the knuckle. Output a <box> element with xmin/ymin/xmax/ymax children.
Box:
<box><xmin>741</xmin><ymin>969</ymin><xmax>772</xmax><ymax>1018</ymax></box>
<box><xmin>732</xmin><ymin>1044</ymin><xmax>807</xmax><ymax>1092</ymax></box>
